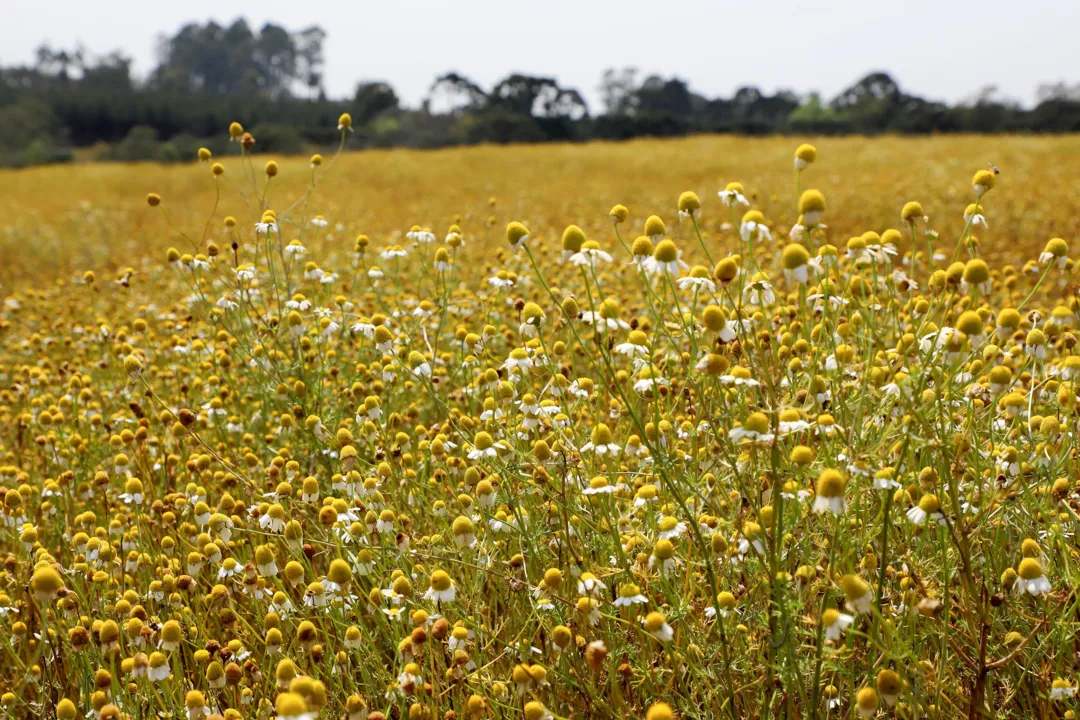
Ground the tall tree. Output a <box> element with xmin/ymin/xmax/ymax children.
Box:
<box><xmin>598</xmin><ymin>68</ymin><xmax>639</xmax><ymax>115</ymax></box>
<box><xmin>151</xmin><ymin>19</ymin><xmax>323</xmax><ymax>98</ymax></box>
<box><xmin>831</xmin><ymin>72</ymin><xmax>902</xmax><ymax>111</ymax></box>
<box><xmin>489</xmin><ymin>74</ymin><xmax>588</xmax><ymax>119</ymax></box>
<box><xmin>34</xmin><ymin>44</ymin><xmax>87</xmax><ymax>81</ymax></box>
<box><xmin>293</xmin><ymin>26</ymin><xmax>327</xmax><ymax>98</ymax></box>
<box><xmin>427</xmin><ymin>72</ymin><xmax>488</xmax><ymax>115</ymax></box>
<box><xmin>353</xmin><ymin>82</ymin><xmax>399</xmax><ymax>125</ymax></box>
<box><xmin>636</xmin><ymin>76</ymin><xmax>692</xmax><ymax>116</ymax></box>
<box><xmin>253</xmin><ymin>23</ymin><xmax>297</xmax><ymax>98</ymax></box>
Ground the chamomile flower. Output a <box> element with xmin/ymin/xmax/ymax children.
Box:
<box><xmin>972</xmin><ymin>169</ymin><xmax>996</xmax><ymax>197</ymax></box>
<box><xmin>653</xmin><ymin>516</ymin><xmax>684</xmax><ymax>541</ymax></box>
<box><xmin>577</xmin><ymin>572</ymin><xmax>607</xmax><ymax>596</ymax></box>
<box><xmin>906</xmin><ymin>493</ymin><xmax>945</xmax><ymax>525</ymax></box>
<box><xmin>582</xmin><ymin>475</ymin><xmax>617</xmax><ymax>495</ymax></box>
<box><xmin>581</xmin><ymin>423</ymin><xmax>621</xmax><ymax>455</ymax></box>
<box><xmin>649</xmin><ymin>239</ymin><xmax>689</xmax><ymax>277</ymax></box>
<box><xmin>704</xmin><ymin>591</ymin><xmax>737</xmax><ymax>619</ymax></box>
<box><xmin>739</xmin><ymin>522</ymin><xmax>766</xmax><ymax>556</ymax></box>
<box><xmin>119</xmin><ymin>478</ymin><xmax>144</xmax><ymax>505</ymax></box>
<box><xmin>408</xmin><ymin>225</ymin><xmax>436</xmax><ymax>243</ymax></box>
<box><xmin>964</xmin><ymin>203</ymin><xmax>988</xmax><ymax>228</ymax></box>
<box><xmin>148</xmin><ymin>651</ymin><xmax>171</xmax><ymax>681</ymax></box>
<box><xmin>854</xmin><ymin>687</ymin><xmax>879</xmax><ymax>719</ymax></box>
<box><xmin>632</xmin><ymin>367</ymin><xmax>666</xmax><ymax>395</ymax></box>
<box><xmin>31</xmin><ymin>566</ymin><xmax>64</xmax><ymax>604</ymax></box>
<box><xmin>380</xmin><ymin>245</ymin><xmax>408</xmax><ymax>260</ymax></box>
<box><xmin>570</xmin><ymin>240</ymin><xmax>613</xmax><ymax>268</ymax></box>
<box><xmin>794</xmin><ymin>143</ymin><xmax>817</xmax><ymax>170</ymax></box>
<box><xmin>614</xmin><ymin>330</ymin><xmax>651</xmax><ymax>359</ymax></box>
<box><xmin>813</xmin><ymin>469</ymin><xmax>847</xmax><ymax>516</ymax></box>
<box><xmin>649</xmin><ymin>539</ymin><xmax>678</xmax><ymax>574</ymax></box>
<box><xmin>742</xmin><ymin>272</ymin><xmax>776</xmax><ymax>305</ymax></box>
<box><xmin>1039</xmin><ymin>237</ymin><xmax>1068</xmax><ymax>269</ymax></box>
<box><xmin>1013</xmin><ymin>557</ymin><xmax>1052</xmax><ymax>596</ymax></box>
<box><xmin>877</xmin><ymin>669</ymin><xmax>903</xmax><ymax>707</ymax></box>
<box><xmin>582</xmin><ymin>298</ymin><xmax>631</xmax><ymax>332</ymax></box>
<box><xmin>468</xmin><ymin>431</ymin><xmax>504</xmax><ymax>459</ymax></box>
<box><xmin>740</xmin><ymin>210</ymin><xmax>772</xmax><ymax>242</ymax></box>
<box><xmin>424</xmin><ymin>570</ymin><xmax>457</xmax><ymax>603</ymax></box>
<box><xmin>821</xmin><ymin>608</ymin><xmax>855</xmax><ymax>642</ymax></box>
<box><xmin>799</xmin><ymin>189</ymin><xmax>826</xmax><ymax>226</ymax></box>
<box><xmin>502</xmin><ymin>347</ymin><xmax>535</xmax><ymax>372</ymax></box>
<box><xmin>719</xmin><ymin>182</ymin><xmax>749</xmax><ymax>208</ymax></box>
<box><xmin>642</xmin><ymin>611</ymin><xmax>674</xmax><ymax>642</ymax></box>
<box><xmin>506</xmin><ymin>221</ymin><xmax>530</xmax><ymax>250</ymax></box>
<box><xmin>614</xmin><ymin>582</ymin><xmax>648</xmax><ymax>607</ymax></box>
<box><xmin>678</xmin><ymin>191</ymin><xmax>701</xmax><ymax>221</ymax></box>
<box><xmin>840</xmin><ymin>574</ymin><xmax>873</xmax><ymax>614</ymax></box>
<box><xmin>523</xmin><ymin>702</ymin><xmax>553</xmax><ymax>720</ymax></box>
<box><xmin>261</xmin><ymin>504</ymin><xmax>287</xmax><ymax>533</ymax></box>
<box><xmin>1051</xmin><ymin>679</ymin><xmax>1076</xmax><ymax>700</ymax></box>
<box><xmin>676</xmin><ymin>264</ymin><xmax>716</xmax><ymax>292</ymax></box>
<box><xmin>729</xmin><ymin>412</ymin><xmax>774</xmax><ymax>444</ymax></box>
<box><xmin>781</xmin><ymin>243</ymin><xmax>810</xmax><ymax>284</ymax></box>
<box><xmin>630</xmin><ymin>235</ymin><xmax>654</xmax><ymax>268</ymax></box>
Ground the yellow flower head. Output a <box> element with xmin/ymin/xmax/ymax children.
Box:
<box><xmin>816</xmin><ymin>469</ymin><xmax>846</xmax><ymax>498</ymax></box>
<box><xmin>855</xmin><ymin>687</ymin><xmax>879</xmax><ymax>714</ymax></box>
<box><xmin>972</xmin><ymin>169</ymin><xmax>995</xmax><ymax>195</ymax></box>
<box><xmin>506</xmin><ymin>221</ymin><xmax>530</xmax><ymax>248</ymax></box>
<box><xmin>631</xmin><ymin>235</ymin><xmax>654</xmax><ymax>257</ymax></box>
<box><xmin>1018</xmin><ymin>557</ymin><xmax>1044</xmax><ymax>580</ymax></box>
<box><xmin>798</xmin><ymin>189</ymin><xmax>826</xmax><ymax>215</ymax></box>
<box><xmin>1045</xmin><ymin>237</ymin><xmax>1068</xmax><ymax>258</ymax></box>
<box><xmin>901</xmin><ymin>201</ymin><xmax>925</xmax><ymax>223</ymax></box>
<box><xmin>653</xmin><ymin>239</ymin><xmax>679</xmax><ymax>263</ymax></box>
<box><xmin>644</xmin><ymin>214</ymin><xmax>667</xmax><ymax>240</ymax></box>
<box><xmin>646</xmin><ymin>702</ymin><xmax>676</xmax><ymax>720</ymax></box>
<box><xmin>714</xmin><ymin>256</ymin><xmax>739</xmax><ymax>282</ymax></box>
<box><xmin>795</xmin><ymin>143</ymin><xmax>817</xmax><ymax>167</ymax></box>
<box><xmin>562</xmin><ymin>225</ymin><xmax>586</xmax><ymax>253</ymax></box>
<box><xmin>678</xmin><ymin>191</ymin><xmax>701</xmax><ymax>216</ymax></box>
<box><xmin>782</xmin><ymin>243</ymin><xmax>810</xmax><ymax>270</ymax></box>
<box><xmin>840</xmin><ymin>574</ymin><xmax>869</xmax><ymax>601</ymax></box>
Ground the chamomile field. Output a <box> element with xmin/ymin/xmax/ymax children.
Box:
<box><xmin>2</xmin><ymin>129</ymin><xmax>1080</xmax><ymax>720</ymax></box>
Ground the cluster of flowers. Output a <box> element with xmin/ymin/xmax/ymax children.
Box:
<box><xmin>1</xmin><ymin>121</ymin><xmax>1078</xmax><ymax>720</ymax></box>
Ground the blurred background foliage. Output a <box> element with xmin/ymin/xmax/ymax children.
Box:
<box><xmin>2</xmin><ymin>18</ymin><xmax>1079</xmax><ymax>168</ymax></box>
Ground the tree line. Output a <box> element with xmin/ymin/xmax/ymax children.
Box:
<box><xmin>2</xmin><ymin>18</ymin><xmax>1079</xmax><ymax>168</ymax></box>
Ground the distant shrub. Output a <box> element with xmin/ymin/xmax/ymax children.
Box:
<box><xmin>106</xmin><ymin>126</ymin><xmax>162</xmax><ymax>162</ymax></box>
<box><xmin>0</xmin><ymin>139</ymin><xmax>74</xmax><ymax>169</ymax></box>
<box><xmin>249</xmin><ymin>123</ymin><xmax>306</xmax><ymax>154</ymax></box>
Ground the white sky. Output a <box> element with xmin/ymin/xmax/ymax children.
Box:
<box><xmin>2</xmin><ymin>0</ymin><xmax>1078</xmax><ymax>110</ymax></box>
